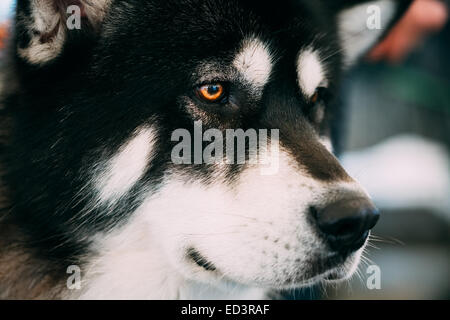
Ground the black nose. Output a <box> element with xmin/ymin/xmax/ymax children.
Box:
<box><xmin>313</xmin><ymin>198</ymin><xmax>380</xmax><ymax>254</ymax></box>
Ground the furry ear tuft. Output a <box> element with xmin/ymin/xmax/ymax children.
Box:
<box><xmin>15</xmin><ymin>0</ymin><xmax>111</xmax><ymax>66</ymax></box>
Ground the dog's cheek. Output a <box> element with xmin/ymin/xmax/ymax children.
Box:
<box><xmin>148</xmin><ymin>149</ymin><xmax>323</xmax><ymax>283</ymax></box>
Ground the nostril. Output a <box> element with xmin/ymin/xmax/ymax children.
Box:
<box><xmin>314</xmin><ymin>198</ymin><xmax>379</xmax><ymax>253</ymax></box>
<box><xmin>332</xmin><ymin>218</ymin><xmax>361</xmax><ymax>236</ymax></box>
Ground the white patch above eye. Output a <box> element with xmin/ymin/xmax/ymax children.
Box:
<box><xmin>233</xmin><ymin>38</ymin><xmax>273</xmax><ymax>88</ymax></box>
<box><xmin>297</xmin><ymin>48</ymin><xmax>326</xmax><ymax>97</ymax></box>
<box><xmin>96</xmin><ymin>127</ymin><xmax>156</xmax><ymax>203</ymax></box>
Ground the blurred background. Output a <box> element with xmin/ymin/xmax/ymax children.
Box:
<box><xmin>332</xmin><ymin>0</ymin><xmax>449</xmax><ymax>300</ymax></box>
<box><xmin>0</xmin><ymin>0</ymin><xmax>448</xmax><ymax>300</ymax></box>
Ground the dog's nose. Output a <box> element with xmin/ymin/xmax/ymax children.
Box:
<box><xmin>314</xmin><ymin>198</ymin><xmax>380</xmax><ymax>253</ymax></box>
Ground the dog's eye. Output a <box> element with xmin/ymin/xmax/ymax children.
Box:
<box><xmin>196</xmin><ymin>83</ymin><xmax>226</xmax><ymax>103</ymax></box>
<box><xmin>310</xmin><ymin>87</ymin><xmax>330</xmax><ymax>105</ymax></box>
<box><xmin>311</xmin><ymin>91</ymin><xmax>319</xmax><ymax>104</ymax></box>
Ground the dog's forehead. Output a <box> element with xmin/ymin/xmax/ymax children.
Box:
<box><xmin>194</xmin><ymin>35</ymin><xmax>330</xmax><ymax>98</ymax></box>
<box><xmin>100</xmin><ymin>0</ymin><xmax>336</xmax><ymax>97</ymax></box>
<box><xmin>174</xmin><ymin>2</ymin><xmax>332</xmax><ymax>91</ymax></box>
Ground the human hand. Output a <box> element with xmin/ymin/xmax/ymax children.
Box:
<box><xmin>368</xmin><ymin>0</ymin><xmax>448</xmax><ymax>63</ymax></box>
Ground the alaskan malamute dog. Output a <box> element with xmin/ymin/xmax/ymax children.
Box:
<box><xmin>0</xmin><ymin>0</ymin><xmax>410</xmax><ymax>299</ymax></box>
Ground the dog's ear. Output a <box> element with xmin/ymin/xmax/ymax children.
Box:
<box><xmin>14</xmin><ymin>0</ymin><xmax>111</xmax><ymax>66</ymax></box>
<box><xmin>330</xmin><ymin>0</ymin><xmax>412</xmax><ymax>66</ymax></box>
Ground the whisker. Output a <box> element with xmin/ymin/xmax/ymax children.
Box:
<box><xmin>370</xmin><ymin>234</ymin><xmax>405</xmax><ymax>246</ymax></box>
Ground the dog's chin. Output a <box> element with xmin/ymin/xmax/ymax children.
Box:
<box><xmin>273</xmin><ymin>250</ymin><xmax>363</xmax><ymax>289</ymax></box>
<box><xmin>184</xmin><ymin>247</ymin><xmax>363</xmax><ymax>290</ymax></box>
<box><xmin>318</xmin><ymin>249</ymin><xmax>364</xmax><ymax>284</ymax></box>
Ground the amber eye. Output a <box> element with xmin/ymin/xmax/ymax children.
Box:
<box><xmin>311</xmin><ymin>91</ymin><xmax>319</xmax><ymax>104</ymax></box>
<box><xmin>196</xmin><ymin>83</ymin><xmax>226</xmax><ymax>102</ymax></box>
<box><xmin>310</xmin><ymin>87</ymin><xmax>329</xmax><ymax>104</ymax></box>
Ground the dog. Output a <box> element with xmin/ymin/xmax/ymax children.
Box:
<box><xmin>0</xmin><ymin>0</ymin><xmax>411</xmax><ymax>299</ymax></box>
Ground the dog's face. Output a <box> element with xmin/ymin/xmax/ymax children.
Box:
<box><xmin>7</xmin><ymin>0</ymin><xmax>410</xmax><ymax>293</ymax></box>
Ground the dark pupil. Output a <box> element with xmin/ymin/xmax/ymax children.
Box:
<box><xmin>207</xmin><ymin>85</ymin><xmax>220</xmax><ymax>95</ymax></box>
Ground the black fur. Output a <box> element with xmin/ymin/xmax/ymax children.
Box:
<box><xmin>0</xmin><ymin>0</ymin><xmax>411</xmax><ymax>297</ymax></box>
